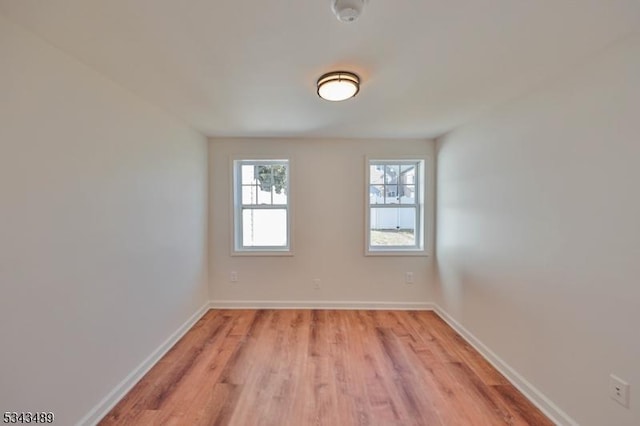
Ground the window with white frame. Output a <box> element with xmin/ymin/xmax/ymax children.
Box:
<box><xmin>233</xmin><ymin>159</ymin><xmax>290</xmax><ymax>253</ymax></box>
<box><xmin>367</xmin><ymin>159</ymin><xmax>425</xmax><ymax>254</ymax></box>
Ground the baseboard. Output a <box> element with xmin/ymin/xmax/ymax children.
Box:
<box><xmin>209</xmin><ymin>299</ymin><xmax>435</xmax><ymax>310</ymax></box>
<box><xmin>76</xmin><ymin>302</ymin><xmax>211</xmax><ymax>426</ymax></box>
<box><xmin>432</xmin><ymin>304</ymin><xmax>577</xmax><ymax>426</ymax></box>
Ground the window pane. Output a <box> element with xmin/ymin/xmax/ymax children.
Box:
<box><xmin>370</xmin><ymin>207</ymin><xmax>416</xmax><ymax>246</ymax></box>
<box><xmin>272</xmin><ymin>185</ymin><xmax>287</xmax><ymax>205</ymax></box>
<box><xmin>385</xmin><ymin>185</ymin><xmax>399</xmax><ymax>204</ymax></box>
<box><xmin>370</xmin><ymin>185</ymin><xmax>384</xmax><ymax>204</ymax></box>
<box><xmin>242</xmin><ymin>184</ymin><xmax>257</xmax><ymax>204</ymax></box>
<box><xmin>370</xmin><ymin>165</ymin><xmax>384</xmax><ymax>184</ymax></box>
<box><xmin>242</xmin><ymin>209</ymin><xmax>287</xmax><ymax>247</ymax></box>
<box><xmin>384</xmin><ymin>165</ymin><xmax>399</xmax><ymax>184</ymax></box>
<box><xmin>399</xmin><ymin>184</ymin><xmax>415</xmax><ymax>205</ymax></box>
<box><xmin>254</xmin><ymin>165</ymin><xmax>273</xmax><ymax>187</ymax></box>
<box><xmin>400</xmin><ymin>164</ymin><xmax>416</xmax><ymax>184</ymax></box>
<box><xmin>241</xmin><ymin>165</ymin><xmax>256</xmax><ymax>184</ymax></box>
<box><xmin>257</xmin><ymin>185</ymin><xmax>272</xmax><ymax>205</ymax></box>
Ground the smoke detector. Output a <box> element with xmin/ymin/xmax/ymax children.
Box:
<box><xmin>331</xmin><ymin>0</ymin><xmax>368</xmax><ymax>23</ymax></box>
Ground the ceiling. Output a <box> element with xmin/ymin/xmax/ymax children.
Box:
<box><xmin>1</xmin><ymin>1</ymin><xmax>639</xmax><ymax>139</ymax></box>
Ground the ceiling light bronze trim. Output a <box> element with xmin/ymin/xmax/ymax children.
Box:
<box><xmin>316</xmin><ymin>71</ymin><xmax>360</xmax><ymax>101</ymax></box>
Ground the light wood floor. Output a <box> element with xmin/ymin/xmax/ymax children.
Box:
<box><xmin>99</xmin><ymin>310</ymin><xmax>553</xmax><ymax>425</ymax></box>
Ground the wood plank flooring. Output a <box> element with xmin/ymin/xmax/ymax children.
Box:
<box><xmin>99</xmin><ymin>310</ymin><xmax>553</xmax><ymax>426</ymax></box>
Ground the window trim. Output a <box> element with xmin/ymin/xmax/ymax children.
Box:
<box><xmin>231</xmin><ymin>157</ymin><xmax>293</xmax><ymax>256</ymax></box>
<box><xmin>365</xmin><ymin>156</ymin><xmax>429</xmax><ymax>256</ymax></box>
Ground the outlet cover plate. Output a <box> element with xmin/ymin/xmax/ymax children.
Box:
<box><xmin>609</xmin><ymin>374</ymin><xmax>630</xmax><ymax>408</ymax></box>
<box><xmin>405</xmin><ymin>272</ymin><xmax>414</xmax><ymax>284</ymax></box>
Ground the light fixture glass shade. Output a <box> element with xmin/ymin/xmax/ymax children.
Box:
<box><xmin>317</xmin><ymin>71</ymin><xmax>360</xmax><ymax>101</ymax></box>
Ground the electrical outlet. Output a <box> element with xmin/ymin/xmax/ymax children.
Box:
<box><xmin>609</xmin><ymin>375</ymin><xmax>630</xmax><ymax>408</ymax></box>
<box><xmin>312</xmin><ymin>278</ymin><xmax>321</xmax><ymax>290</ymax></box>
<box><xmin>405</xmin><ymin>272</ymin><xmax>414</xmax><ymax>285</ymax></box>
<box><xmin>230</xmin><ymin>271</ymin><xmax>238</xmax><ymax>283</ymax></box>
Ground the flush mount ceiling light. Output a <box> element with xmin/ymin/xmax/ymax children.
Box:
<box><xmin>317</xmin><ymin>71</ymin><xmax>360</xmax><ymax>102</ymax></box>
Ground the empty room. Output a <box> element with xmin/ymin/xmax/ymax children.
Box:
<box><xmin>1</xmin><ymin>1</ymin><xmax>638</xmax><ymax>425</ymax></box>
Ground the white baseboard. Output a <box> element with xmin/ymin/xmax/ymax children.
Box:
<box><xmin>76</xmin><ymin>302</ymin><xmax>211</xmax><ymax>426</ymax></box>
<box><xmin>209</xmin><ymin>299</ymin><xmax>435</xmax><ymax>310</ymax></box>
<box><xmin>432</xmin><ymin>304</ymin><xmax>577</xmax><ymax>426</ymax></box>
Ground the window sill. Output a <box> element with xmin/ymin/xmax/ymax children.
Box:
<box><xmin>365</xmin><ymin>249</ymin><xmax>429</xmax><ymax>257</ymax></box>
<box><xmin>231</xmin><ymin>250</ymin><xmax>294</xmax><ymax>257</ymax></box>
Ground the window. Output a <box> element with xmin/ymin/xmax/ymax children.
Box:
<box><xmin>366</xmin><ymin>159</ymin><xmax>426</xmax><ymax>255</ymax></box>
<box><xmin>233</xmin><ymin>159</ymin><xmax>291</xmax><ymax>254</ymax></box>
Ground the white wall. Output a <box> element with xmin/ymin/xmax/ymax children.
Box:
<box><xmin>0</xmin><ymin>16</ymin><xmax>208</xmax><ymax>425</ymax></box>
<box><xmin>209</xmin><ymin>138</ymin><xmax>436</xmax><ymax>306</ymax></box>
<box><xmin>436</xmin><ymin>35</ymin><xmax>640</xmax><ymax>426</ymax></box>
